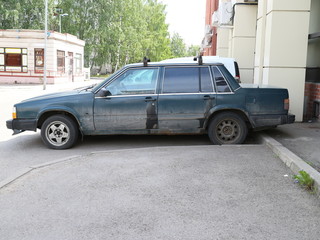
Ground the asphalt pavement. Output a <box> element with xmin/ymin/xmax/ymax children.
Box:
<box><xmin>1</xmin><ymin>145</ymin><xmax>320</xmax><ymax>240</ymax></box>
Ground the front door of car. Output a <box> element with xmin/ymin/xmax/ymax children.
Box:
<box><xmin>93</xmin><ymin>68</ymin><xmax>159</xmax><ymax>133</ymax></box>
<box><xmin>157</xmin><ymin>66</ymin><xmax>216</xmax><ymax>133</ymax></box>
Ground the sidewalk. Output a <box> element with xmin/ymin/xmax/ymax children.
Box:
<box><xmin>263</xmin><ymin>121</ymin><xmax>320</xmax><ymax>172</ymax></box>
<box><xmin>0</xmin><ymin>78</ymin><xmax>103</xmax><ymax>92</ymax></box>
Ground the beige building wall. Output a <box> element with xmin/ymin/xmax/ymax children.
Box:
<box><xmin>216</xmin><ymin>27</ymin><xmax>231</xmax><ymax>57</ymax></box>
<box><xmin>254</xmin><ymin>0</ymin><xmax>267</xmax><ymax>85</ymax></box>
<box><xmin>254</xmin><ymin>0</ymin><xmax>311</xmax><ymax>121</ymax></box>
<box><xmin>214</xmin><ymin>1</ymin><xmax>257</xmax><ymax>83</ymax></box>
<box><xmin>230</xmin><ymin>3</ymin><xmax>257</xmax><ymax>83</ymax></box>
<box><xmin>307</xmin><ymin>0</ymin><xmax>320</xmax><ymax>68</ymax></box>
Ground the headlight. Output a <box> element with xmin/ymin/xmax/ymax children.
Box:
<box><xmin>12</xmin><ymin>107</ymin><xmax>17</xmax><ymax>119</ymax></box>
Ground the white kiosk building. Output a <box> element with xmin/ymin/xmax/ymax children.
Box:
<box><xmin>0</xmin><ymin>29</ymin><xmax>85</xmax><ymax>84</ymax></box>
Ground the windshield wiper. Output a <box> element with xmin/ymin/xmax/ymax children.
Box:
<box><xmin>77</xmin><ymin>84</ymin><xmax>97</xmax><ymax>92</ymax></box>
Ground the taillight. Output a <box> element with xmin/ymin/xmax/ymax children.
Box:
<box><xmin>284</xmin><ymin>99</ymin><xmax>289</xmax><ymax>110</ymax></box>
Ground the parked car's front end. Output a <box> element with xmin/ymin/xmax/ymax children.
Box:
<box><xmin>7</xmin><ymin>89</ymin><xmax>95</xmax><ymax>137</ymax></box>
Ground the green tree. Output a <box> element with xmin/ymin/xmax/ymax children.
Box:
<box><xmin>0</xmin><ymin>0</ymin><xmax>58</xmax><ymax>30</ymax></box>
<box><xmin>142</xmin><ymin>0</ymin><xmax>172</xmax><ymax>62</ymax></box>
<box><xmin>0</xmin><ymin>0</ymin><xmax>172</xmax><ymax>72</ymax></box>
<box><xmin>60</xmin><ymin>0</ymin><xmax>171</xmax><ymax>71</ymax></box>
<box><xmin>186</xmin><ymin>45</ymin><xmax>200</xmax><ymax>57</ymax></box>
<box><xmin>170</xmin><ymin>32</ymin><xmax>186</xmax><ymax>58</ymax></box>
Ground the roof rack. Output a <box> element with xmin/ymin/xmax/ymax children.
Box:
<box><xmin>193</xmin><ymin>55</ymin><xmax>203</xmax><ymax>65</ymax></box>
<box><xmin>143</xmin><ymin>56</ymin><xmax>150</xmax><ymax>67</ymax></box>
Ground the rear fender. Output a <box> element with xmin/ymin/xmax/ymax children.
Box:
<box><xmin>204</xmin><ymin>106</ymin><xmax>253</xmax><ymax>129</ymax></box>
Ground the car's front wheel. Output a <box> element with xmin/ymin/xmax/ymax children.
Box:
<box><xmin>208</xmin><ymin>112</ymin><xmax>248</xmax><ymax>145</ymax></box>
<box><xmin>41</xmin><ymin>115</ymin><xmax>78</xmax><ymax>149</ymax></box>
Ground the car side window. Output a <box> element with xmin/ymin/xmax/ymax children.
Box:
<box><xmin>106</xmin><ymin>68</ymin><xmax>158</xmax><ymax>95</ymax></box>
<box><xmin>163</xmin><ymin>67</ymin><xmax>199</xmax><ymax>93</ymax></box>
<box><xmin>163</xmin><ymin>67</ymin><xmax>213</xmax><ymax>93</ymax></box>
<box><xmin>200</xmin><ymin>67</ymin><xmax>213</xmax><ymax>92</ymax></box>
<box><xmin>212</xmin><ymin>66</ymin><xmax>231</xmax><ymax>93</ymax></box>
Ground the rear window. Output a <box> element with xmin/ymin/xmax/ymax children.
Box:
<box><xmin>212</xmin><ymin>67</ymin><xmax>231</xmax><ymax>93</ymax></box>
<box><xmin>217</xmin><ymin>65</ymin><xmax>240</xmax><ymax>91</ymax></box>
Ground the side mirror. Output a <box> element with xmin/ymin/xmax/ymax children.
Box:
<box><xmin>97</xmin><ymin>87</ymin><xmax>111</xmax><ymax>97</ymax></box>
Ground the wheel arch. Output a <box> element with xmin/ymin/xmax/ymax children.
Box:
<box><xmin>37</xmin><ymin>110</ymin><xmax>80</xmax><ymax>131</ymax></box>
<box><xmin>204</xmin><ymin>108</ymin><xmax>253</xmax><ymax>130</ymax></box>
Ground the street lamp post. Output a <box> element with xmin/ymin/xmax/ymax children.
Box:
<box><xmin>44</xmin><ymin>0</ymin><xmax>48</xmax><ymax>90</ymax></box>
<box><xmin>59</xmin><ymin>13</ymin><xmax>68</xmax><ymax>33</ymax></box>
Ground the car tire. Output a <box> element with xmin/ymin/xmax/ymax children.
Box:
<box><xmin>208</xmin><ymin>112</ymin><xmax>248</xmax><ymax>145</ymax></box>
<box><xmin>41</xmin><ymin>115</ymin><xmax>78</xmax><ymax>149</ymax></box>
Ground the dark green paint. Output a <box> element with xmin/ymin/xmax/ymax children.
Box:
<box><xmin>8</xmin><ymin>62</ymin><xmax>294</xmax><ymax>136</ymax></box>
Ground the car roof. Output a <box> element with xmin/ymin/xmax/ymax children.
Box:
<box><xmin>125</xmin><ymin>61</ymin><xmax>224</xmax><ymax>68</ymax></box>
<box><xmin>160</xmin><ymin>56</ymin><xmax>236</xmax><ymax>64</ymax></box>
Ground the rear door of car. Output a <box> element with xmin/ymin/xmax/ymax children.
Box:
<box><xmin>157</xmin><ymin>66</ymin><xmax>216</xmax><ymax>133</ymax></box>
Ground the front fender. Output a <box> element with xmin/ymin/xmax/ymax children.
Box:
<box><xmin>37</xmin><ymin>105</ymin><xmax>79</xmax><ymax>120</ymax></box>
<box><xmin>36</xmin><ymin>105</ymin><xmax>82</xmax><ymax>129</ymax></box>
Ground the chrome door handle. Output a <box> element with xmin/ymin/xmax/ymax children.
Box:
<box><xmin>203</xmin><ymin>95</ymin><xmax>215</xmax><ymax>100</ymax></box>
<box><xmin>145</xmin><ymin>97</ymin><xmax>157</xmax><ymax>102</ymax></box>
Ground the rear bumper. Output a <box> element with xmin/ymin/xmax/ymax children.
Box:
<box><xmin>287</xmin><ymin>114</ymin><xmax>295</xmax><ymax>124</ymax></box>
<box><xmin>6</xmin><ymin>119</ymin><xmax>37</xmax><ymax>134</ymax></box>
<box><xmin>251</xmin><ymin>114</ymin><xmax>295</xmax><ymax>128</ymax></box>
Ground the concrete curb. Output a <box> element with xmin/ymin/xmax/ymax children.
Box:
<box><xmin>0</xmin><ymin>155</ymin><xmax>82</xmax><ymax>190</ymax></box>
<box><xmin>261</xmin><ymin>133</ymin><xmax>320</xmax><ymax>197</ymax></box>
<box><xmin>0</xmin><ymin>167</ymin><xmax>33</xmax><ymax>190</ymax></box>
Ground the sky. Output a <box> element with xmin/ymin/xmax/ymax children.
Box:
<box><xmin>160</xmin><ymin>0</ymin><xmax>207</xmax><ymax>46</ymax></box>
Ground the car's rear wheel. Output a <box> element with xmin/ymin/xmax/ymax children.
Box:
<box><xmin>41</xmin><ymin>115</ymin><xmax>78</xmax><ymax>149</ymax></box>
<box><xmin>208</xmin><ymin>112</ymin><xmax>247</xmax><ymax>145</ymax></box>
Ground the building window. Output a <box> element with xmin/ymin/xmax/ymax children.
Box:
<box><xmin>57</xmin><ymin>50</ymin><xmax>65</xmax><ymax>73</ymax></box>
<box><xmin>35</xmin><ymin>49</ymin><xmax>44</xmax><ymax>73</ymax></box>
<box><xmin>75</xmin><ymin>53</ymin><xmax>82</xmax><ymax>73</ymax></box>
<box><xmin>0</xmin><ymin>48</ymin><xmax>28</xmax><ymax>72</ymax></box>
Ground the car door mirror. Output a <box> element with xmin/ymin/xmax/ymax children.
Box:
<box><xmin>97</xmin><ymin>87</ymin><xmax>111</xmax><ymax>97</ymax></box>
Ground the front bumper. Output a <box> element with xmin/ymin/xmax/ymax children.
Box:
<box><xmin>6</xmin><ymin>119</ymin><xmax>37</xmax><ymax>134</ymax></box>
<box><xmin>251</xmin><ymin>113</ymin><xmax>295</xmax><ymax>128</ymax></box>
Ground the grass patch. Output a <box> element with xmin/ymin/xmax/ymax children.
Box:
<box><xmin>293</xmin><ymin>170</ymin><xmax>315</xmax><ymax>192</ymax></box>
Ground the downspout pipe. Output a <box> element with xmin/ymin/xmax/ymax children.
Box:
<box><xmin>231</xmin><ymin>2</ymin><xmax>258</xmax><ymax>24</ymax></box>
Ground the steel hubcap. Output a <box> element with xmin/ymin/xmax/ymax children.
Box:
<box><xmin>216</xmin><ymin>119</ymin><xmax>239</xmax><ymax>142</ymax></box>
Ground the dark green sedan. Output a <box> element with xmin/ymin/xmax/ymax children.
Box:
<box><xmin>6</xmin><ymin>59</ymin><xmax>295</xmax><ymax>149</ymax></box>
